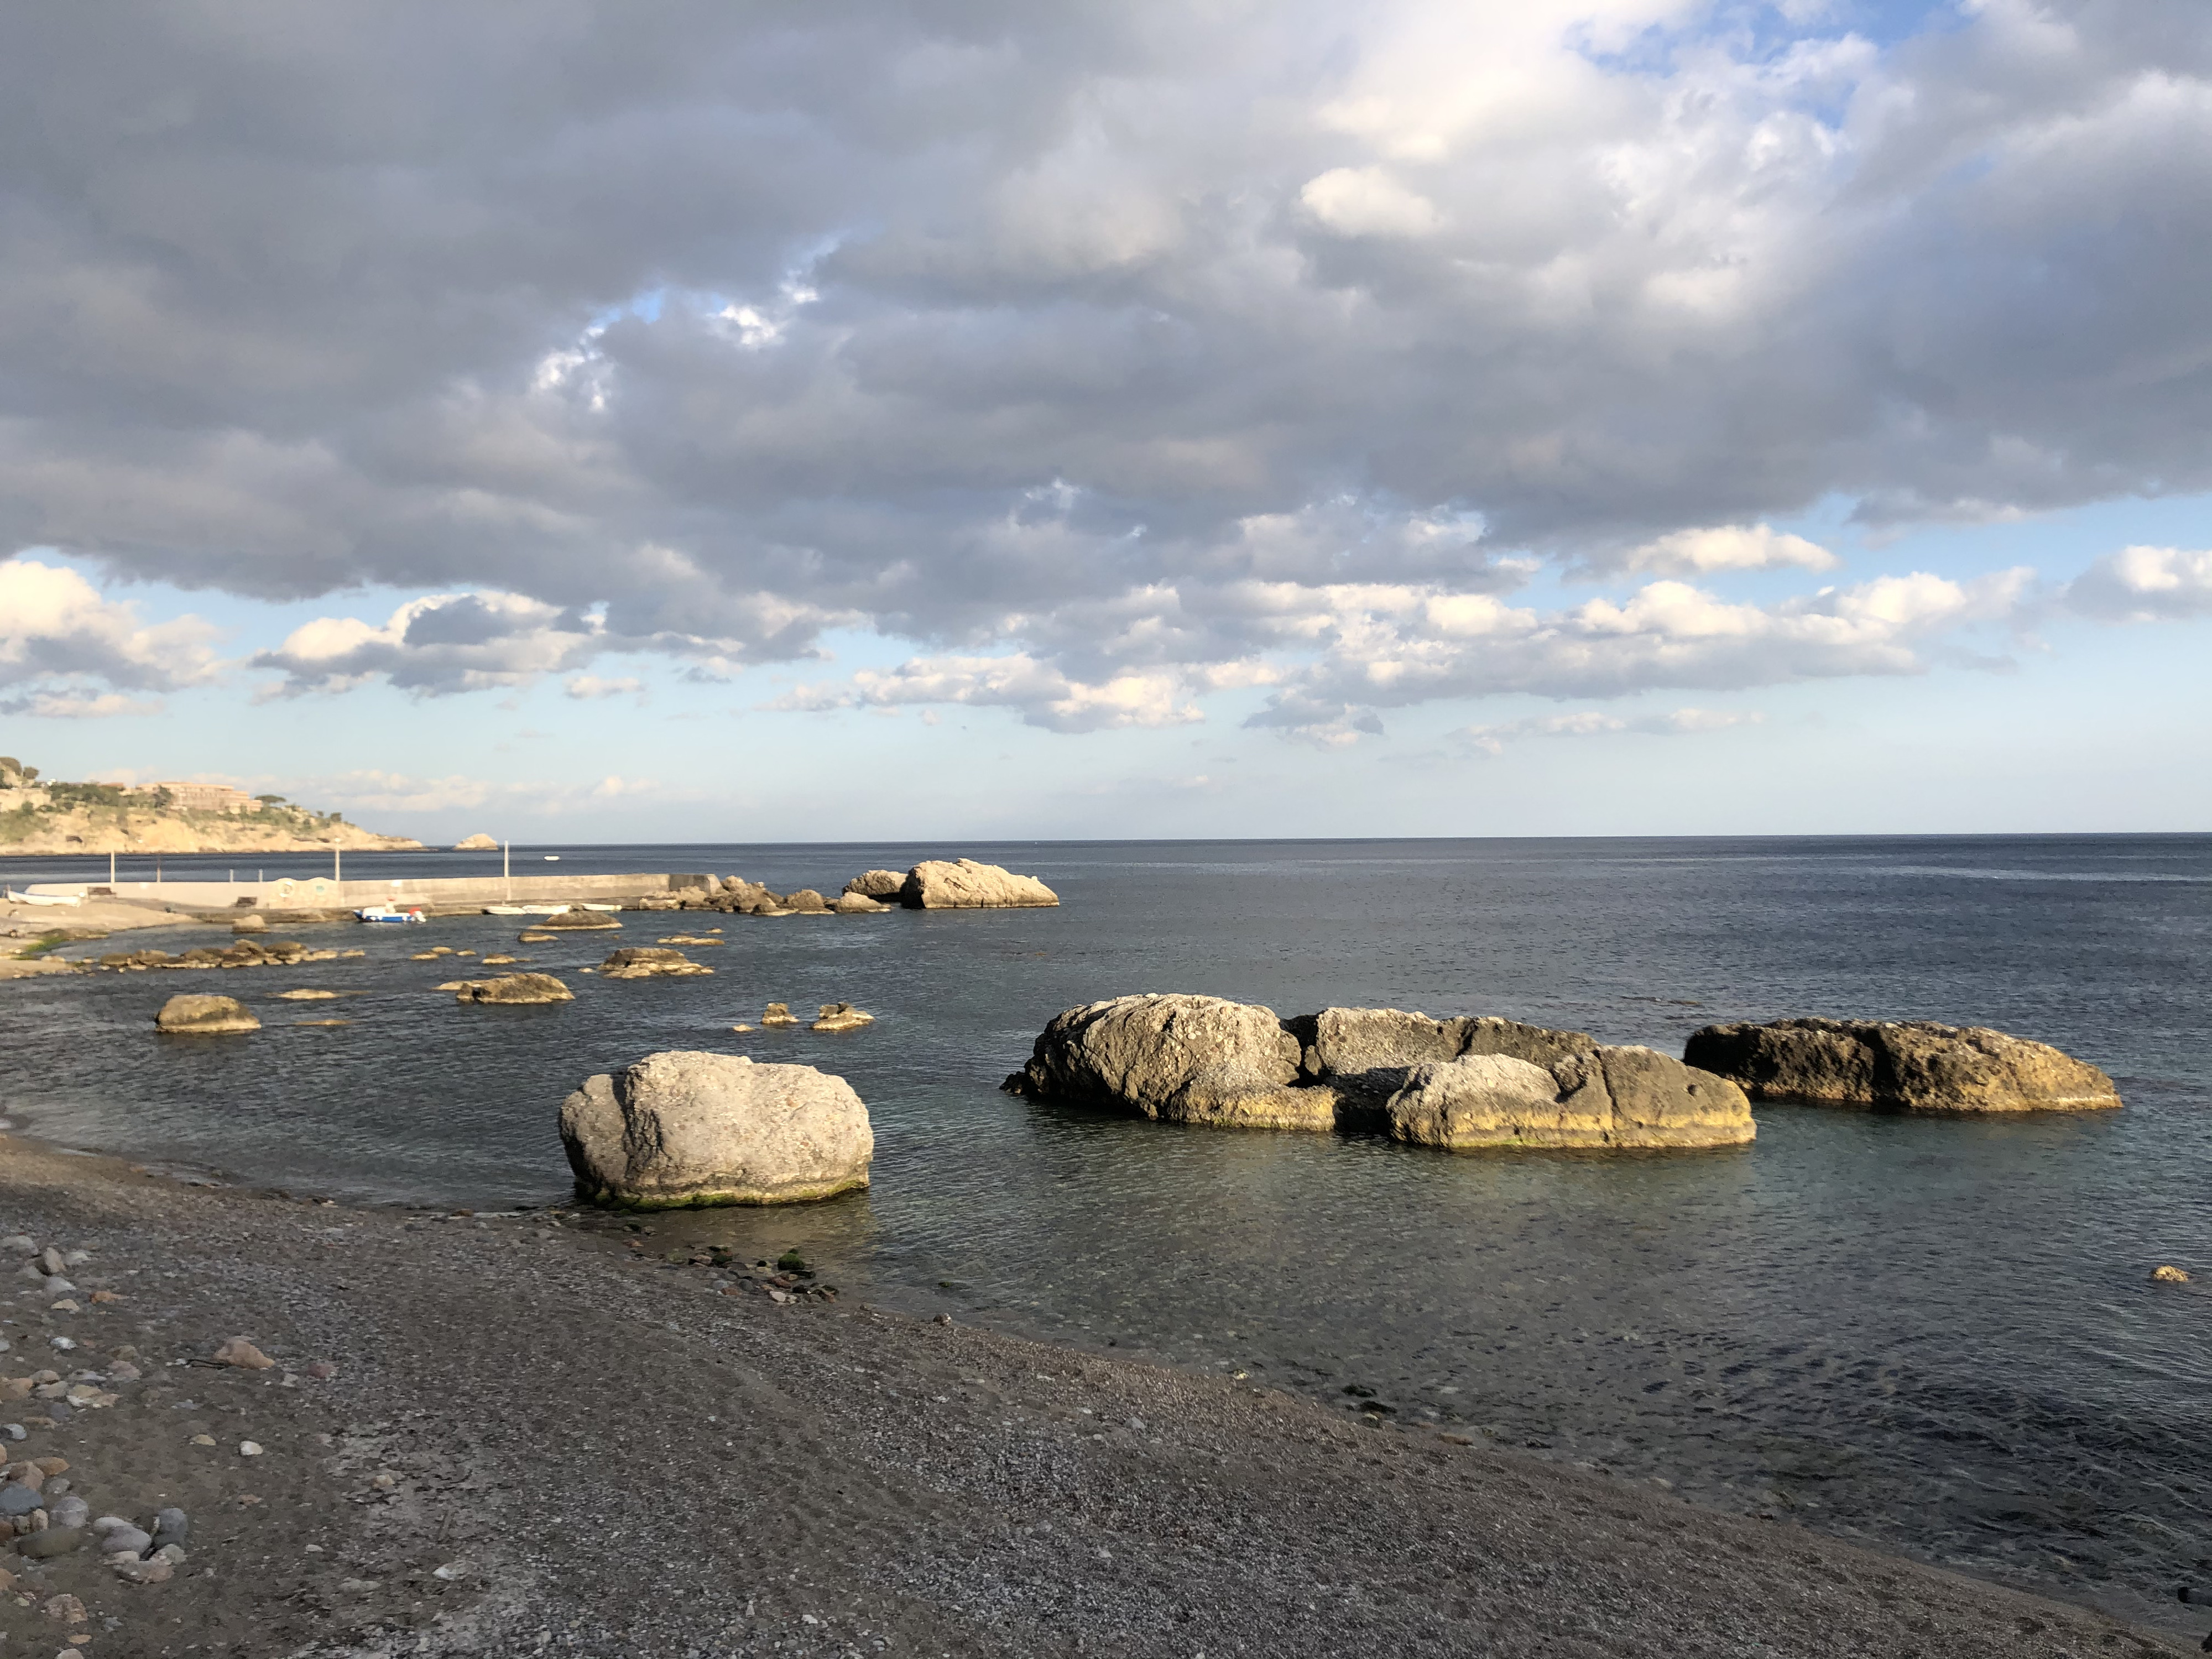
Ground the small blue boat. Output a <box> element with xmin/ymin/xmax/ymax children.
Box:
<box><xmin>353</xmin><ymin>904</ymin><xmax>427</xmax><ymax>925</ymax></box>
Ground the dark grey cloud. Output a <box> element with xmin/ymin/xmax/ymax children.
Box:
<box><xmin>1</xmin><ymin>0</ymin><xmax>2205</xmax><ymax>727</ymax></box>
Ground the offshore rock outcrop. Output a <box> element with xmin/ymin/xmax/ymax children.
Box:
<box><xmin>560</xmin><ymin>1051</ymin><xmax>874</xmax><ymax>1208</ymax></box>
<box><xmin>154</xmin><ymin>993</ymin><xmax>260</xmax><ymax>1035</ymax></box>
<box><xmin>900</xmin><ymin>859</ymin><xmax>1058</xmax><ymax>910</ymax></box>
<box><xmin>1683</xmin><ymin>1018</ymin><xmax>2122</xmax><ymax>1113</ymax></box>
<box><xmin>1009</xmin><ymin>994</ymin><xmax>1754</xmax><ymax>1148</ymax></box>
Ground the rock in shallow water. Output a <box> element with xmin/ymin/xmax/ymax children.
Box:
<box><xmin>899</xmin><ymin>858</ymin><xmax>1058</xmax><ymax>909</ymax></box>
<box><xmin>560</xmin><ymin>1051</ymin><xmax>873</xmax><ymax>1207</ymax></box>
<box><xmin>1682</xmin><ymin>1018</ymin><xmax>2122</xmax><ymax>1113</ymax></box>
<box><xmin>1010</xmin><ymin>995</ymin><xmax>1755</xmax><ymax>1149</ymax></box>
<box><xmin>153</xmin><ymin>994</ymin><xmax>259</xmax><ymax>1035</ymax></box>
<box><xmin>455</xmin><ymin>972</ymin><xmax>573</xmax><ymax>1005</ymax></box>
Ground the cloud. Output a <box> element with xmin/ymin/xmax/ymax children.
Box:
<box><xmin>298</xmin><ymin>768</ymin><xmax>672</xmax><ymax>817</ymax></box>
<box><xmin>0</xmin><ymin>690</ymin><xmax>166</xmax><ymax>719</ymax></box>
<box><xmin>2064</xmin><ymin>545</ymin><xmax>2212</xmax><ymax>622</ymax></box>
<box><xmin>1453</xmin><ymin>706</ymin><xmax>1761</xmax><ymax>755</ymax></box>
<box><xmin>0</xmin><ymin>0</ymin><xmax>2202</xmax><ymax>739</ymax></box>
<box><xmin>1240</xmin><ymin>567</ymin><xmax>2034</xmax><ymax>742</ymax></box>
<box><xmin>773</xmin><ymin>653</ymin><xmax>1210</xmax><ymax>733</ymax></box>
<box><xmin>1602</xmin><ymin>524</ymin><xmax>1841</xmax><ymax>577</ymax></box>
<box><xmin>564</xmin><ymin>674</ymin><xmax>645</xmax><ymax>701</ymax></box>
<box><xmin>0</xmin><ymin>558</ymin><xmax>222</xmax><ymax>714</ymax></box>
<box><xmin>1299</xmin><ymin>168</ymin><xmax>1444</xmax><ymax>238</ymax></box>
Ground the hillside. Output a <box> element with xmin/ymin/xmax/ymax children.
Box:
<box><xmin>0</xmin><ymin>761</ymin><xmax>422</xmax><ymax>856</ymax></box>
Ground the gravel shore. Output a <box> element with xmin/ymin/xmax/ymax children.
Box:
<box><xmin>0</xmin><ymin>1134</ymin><xmax>2188</xmax><ymax>1659</ymax></box>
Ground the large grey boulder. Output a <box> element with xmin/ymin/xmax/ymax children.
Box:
<box><xmin>559</xmin><ymin>1051</ymin><xmax>873</xmax><ymax>1207</ymax></box>
<box><xmin>1009</xmin><ymin>993</ymin><xmax>1322</xmax><ymax>1128</ymax></box>
<box><xmin>1387</xmin><ymin>1047</ymin><xmax>1752</xmax><ymax>1149</ymax></box>
<box><xmin>843</xmin><ymin>870</ymin><xmax>906</xmax><ymax>900</ymax></box>
<box><xmin>900</xmin><ymin>859</ymin><xmax>1059</xmax><ymax>910</ymax></box>
<box><xmin>1290</xmin><ymin>1008</ymin><xmax>1595</xmax><ymax>1099</ymax></box>
<box><xmin>154</xmin><ymin>994</ymin><xmax>259</xmax><ymax>1035</ymax></box>
<box><xmin>1683</xmin><ymin>1018</ymin><xmax>2122</xmax><ymax>1113</ymax></box>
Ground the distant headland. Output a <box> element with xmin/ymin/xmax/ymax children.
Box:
<box><xmin>0</xmin><ymin>756</ymin><xmax>422</xmax><ymax>856</ymax></box>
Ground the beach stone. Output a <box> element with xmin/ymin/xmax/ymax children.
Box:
<box><xmin>810</xmin><ymin>1002</ymin><xmax>874</xmax><ymax>1032</ymax></box>
<box><xmin>1682</xmin><ymin>1018</ymin><xmax>2123</xmax><ymax>1112</ymax></box>
<box><xmin>598</xmin><ymin>948</ymin><xmax>714</xmax><ymax>980</ymax></box>
<box><xmin>48</xmin><ymin>1496</ymin><xmax>86</xmax><ymax>1530</ymax></box>
<box><xmin>97</xmin><ymin>1523</ymin><xmax>152</xmax><ymax>1556</ymax></box>
<box><xmin>15</xmin><ymin>1526</ymin><xmax>79</xmax><ymax>1558</ymax></box>
<box><xmin>559</xmin><ymin>1051</ymin><xmax>874</xmax><ymax>1208</ymax></box>
<box><xmin>1011</xmin><ymin>994</ymin><xmax>1316</xmax><ymax>1127</ymax></box>
<box><xmin>111</xmin><ymin>1553</ymin><xmax>172</xmax><ymax>1584</ymax></box>
<box><xmin>212</xmin><ymin>1336</ymin><xmax>275</xmax><ymax>1369</ymax></box>
<box><xmin>41</xmin><ymin>1277</ymin><xmax>74</xmax><ymax>1297</ymax></box>
<box><xmin>38</xmin><ymin>1248</ymin><xmax>63</xmax><ymax>1276</ymax></box>
<box><xmin>456</xmin><ymin>972</ymin><xmax>573</xmax><ymax>1005</ymax></box>
<box><xmin>41</xmin><ymin>1591</ymin><xmax>85</xmax><ymax>1622</ymax></box>
<box><xmin>843</xmin><ymin>870</ymin><xmax>906</xmax><ymax>900</ymax></box>
<box><xmin>154</xmin><ymin>993</ymin><xmax>259</xmax><ymax>1034</ymax></box>
<box><xmin>0</xmin><ymin>1237</ymin><xmax>30</xmax><ymax>1253</ymax></box>
<box><xmin>150</xmin><ymin>1508</ymin><xmax>188</xmax><ymax>1550</ymax></box>
<box><xmin>0</xmin><ymin>1483</ymin><xmax>41</xmax><ymax>1515</ymax></box>
<box><xmin>899</xmin><ymin>858</ymin><xmax>1058</xmax><ymax>909</ymax></box>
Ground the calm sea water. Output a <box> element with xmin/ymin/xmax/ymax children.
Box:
<box><xmin>4</xmin><ymin>836</ymin><xmax>2209</xmax><ymax>1634</ymax></box>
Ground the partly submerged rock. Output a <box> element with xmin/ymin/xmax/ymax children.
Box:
<box><xmin>536</xmin><ymin>908</ymin><xmax>621</xmax><ymax>932</ymax></box>
<box><xmin>274</xmin><ymin>988</ymin><xmax>339</xmax><ymax>1001</ymax></box>
<box><xmin>154</xmin><ymin>994</ymin><xmax>259</xmax><ymax>1035</ymax></box>
<box><xmin>1012</xmin><ymin>995</ymin><xmax>1753</xmax><ymax>1148</ymax></box>
<box><xmin>843</xmin><ymin>869</ymin><xmax>906</xmax><ymax>900</ymax></box>
<box><xmin>810</xmin><ymin>1002</ymin><xmax>874</xmax><ymax>1032</ymax></box>
<box><xmin>1683</xmin><ymin>1018</ymin><xmax>2122</xmax><ymax>1113</ymax></box>
<box><xmin>782</xmin><ymin>888</ymin><xmax>832</xmax><ymax>915</ymax></box>
<box><xmin>832</xmin><ymin>891</ymin><xmax>890</xmax><ymax>914</ymax></box>
<box><xmin>900</xmin><ymin>858</ymin><xmax>1059</xmax><ymax>910</ymax></box>
<box><xmin>559</xmin><ymin>1051</ymin><xmax>873</xmax><ymax>1207</ymax></box>
<box><xmin>598</xmin><ymin>948</ymin><xmax>713</xmax><ymax>980</ymax></box>
<box><xmin>230</xmin><ymin>913</ymin><xmax>268</xmax><ymax>935</ymax></box>
<box><xmin>1387</xmin><ymin>1046</ymin><xmax>1751</xmax><ymax>1149</ymax></box>
<box><xmin>761</xmin><ymin>1002</ymin><xmax>800</xmax><ymax>1027</ymax></box>
<box><xmin>455</xmin><ymin>972</ymin><xmax>573</xmax><ymax>1006</ymax></box>
<box><xmin>1009</xmin><ymin>993</ymin><xmax>1319</xmax><ymax>1128</ymax></box>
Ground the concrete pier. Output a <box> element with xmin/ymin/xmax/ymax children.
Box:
<box><xmin>18</xmin><ymin>872</ymin><xmax>712</xmax><ymax>915</ymax></box>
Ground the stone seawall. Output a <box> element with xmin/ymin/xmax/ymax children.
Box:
<box><xmin>21</xmin><ymin>872</ymin><xmax>711</xmax><ymax>915</ymax></box>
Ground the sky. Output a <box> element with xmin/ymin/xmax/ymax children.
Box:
<box><xmin>1</xmin><ymin>0</ymin><xmax>2206</xmax><ymax>844</ymax></box>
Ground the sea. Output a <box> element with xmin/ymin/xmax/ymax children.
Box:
<box><xmin>3</xmin><ymin>835</ymin><xmax>2208</xmax><ymax>1635</ymax></box>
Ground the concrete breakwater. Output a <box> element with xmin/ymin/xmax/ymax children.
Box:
<box><xmin>18</xmin><ymin>871</ymin><xmax>711</xmax><ymax>916</ymax></box>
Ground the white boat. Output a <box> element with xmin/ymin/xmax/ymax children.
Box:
<box><xmin>3</xmin><ymin>888</ymin><xmax>81</xmax><ymax>907</ymax></box>
<box><xmin>354</xmin><ymin>903</ymin><xmax>427</xmax><ymax>924</ymax></box>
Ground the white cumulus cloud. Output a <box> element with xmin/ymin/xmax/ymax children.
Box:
<box><xmin>2065</xmin><ymin>545</ymin><xmax>2212</xmax><ymax>622</ymax></box>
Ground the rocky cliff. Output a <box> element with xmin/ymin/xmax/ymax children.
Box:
<box><xmin>0</xmin><ymin>773</ymin><xmax>421</xmax><ymax>856</ymax></box>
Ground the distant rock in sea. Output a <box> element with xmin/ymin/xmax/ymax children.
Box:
<box><xmin>452</xmin><ymin>832</ymin><xmax>499</xmax><ymax>851</ymax></box>
<box><xmin>1683</xmin><ymin>1018</ymin><xmax>2122</xmax><ymax>1113</ymax></box>
<box><xmin>1009</xmin><ymin>994</ymin><xmax>1753</xmax><ymax>1149</ymax></box>
<box><xmin>455</xmin><ymin>972</ymin><xmax>573</xmax><ymax>1005</ymax></box>
<box><xmin>900</xmin><ymin>858</ymin><xmax>1058</xmax><ymax>910</ymax></box>
<box><xmin>154</xmin><ymin>994</ymin><xmax>260</xmax><ymax>1035</ymax></box>
<box><xmin>559</xmin><ymin>1051</ymin><xmax>873</xmax><ymax>1207</ymax></box>
<box><xmin>842</xmin><ymin>870</ymin><xmax>906</xmax><ymax>900</ymax></box>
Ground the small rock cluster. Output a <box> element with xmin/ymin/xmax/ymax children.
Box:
<box><xmin>597</xmin><ymin>947</ymin><xmax>714</xmax><ymax>980</ymax></box>
<box><xmin>0</xmin><ymin>1232</ymin><xmax>190</xmax><ymax>1604</ymax></box>
<box><xmin>637</xmin><ymin>857</ymin><xmax>1057</xmax><ymax>915</ymax></box>
<box><xmin>618</xmin><ymin>1231</ymin><xmax>841</xmax><ymax>1303</ymax></box>
<box><xmin>95</xmin><ymin>939</ymin><xmax>356</xmax><ymax>972</ymax></box>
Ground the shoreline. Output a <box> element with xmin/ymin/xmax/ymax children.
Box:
<box><xmin>0</xmin><ymin>1133</ymin><xmax>2189</xmax><ymax>1657</ymax></box>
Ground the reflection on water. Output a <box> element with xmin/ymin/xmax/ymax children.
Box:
<box><xmin>4</xmin><ymin>834</ymin><xmax>2208</xmax><ymax>1633</ymax></box>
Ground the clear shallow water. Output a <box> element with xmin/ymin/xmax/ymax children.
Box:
<box><xmin>4</xmin><ymin>835</ymin><xmax>2209</xmax><ymax>1632</ymax></box>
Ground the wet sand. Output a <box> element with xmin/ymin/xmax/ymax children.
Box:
<box><xmin>0</xmin><ymin>1134</ymin><xmax>2190</xmax><ymax>1659</ymax></box>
